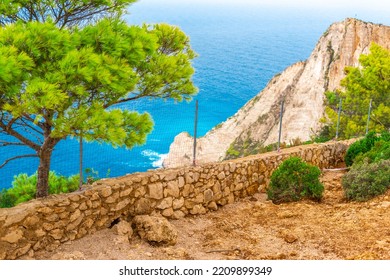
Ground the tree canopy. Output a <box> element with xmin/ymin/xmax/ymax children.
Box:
<box><xmin>0</xmin><ymin>0</ymin><xmax>137</xmax><ymax>28</ymax></box>
<box><xmin>324</xmin><ymin>43</ymin><xmax>390</xmax><ymax>138</ymax></box>
<box><xmin>0</xmin><ymin>6</ymin><xmax>197</xmax><ymax>197</ymax></box>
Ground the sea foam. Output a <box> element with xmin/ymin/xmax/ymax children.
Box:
<box><xmin>141</xmin><ymin>150</ymin><xmax>168</xmax><ymax>168</ymax></box>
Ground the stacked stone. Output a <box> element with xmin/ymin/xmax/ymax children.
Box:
<box><xmin>0</xmin><ymin>140</ymin><xmax>352</xmax><ymax>259</ymax></box>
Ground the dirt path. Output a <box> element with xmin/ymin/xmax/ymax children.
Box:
<box><xmin>30</xmin><ymin>170</ymin><xmax>390</xmax><ymax>260</ymax></box>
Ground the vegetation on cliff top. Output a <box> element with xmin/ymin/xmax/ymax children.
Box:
<box><xmin>228</xmin><ymin>43</ymin><xmax>390</xmax><ymax>160</ymax></box>
<box><xmin>324</xmin><ymin>43</ymin><xmax>390</xmax><ymax>139</ymax></box>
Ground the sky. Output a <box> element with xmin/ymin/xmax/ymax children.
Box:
<box><xmin>128</xmin><ymin>0</ymin><xmax>390</xmax><ymax>28</ymax></box>
<box><xmin>134</xmin><ymin>0</ymin><xmax>390</xmax><ymax>13</ymax></box>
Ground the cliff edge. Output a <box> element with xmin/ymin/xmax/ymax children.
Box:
<box><xmin>163</xmin><ymin>18</ymin><xmax>390</xmax><ymax>168</ymax></box>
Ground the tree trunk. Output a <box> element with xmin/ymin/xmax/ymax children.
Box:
<box><xmin>36</xmin><ymin>147</ymin><xmax>53</xmax><ymax>198</ymax></box>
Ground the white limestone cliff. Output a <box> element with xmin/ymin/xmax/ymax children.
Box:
<box><xmin>163</xmin><ymin>18</ymin><xmax>390</xmax><ymax>168</ymax></box>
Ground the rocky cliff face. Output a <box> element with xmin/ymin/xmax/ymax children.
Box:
<box><xmin>163</xmin><ymin>18</ymin><xmax>390</xmax><ymax>168</ymax></box>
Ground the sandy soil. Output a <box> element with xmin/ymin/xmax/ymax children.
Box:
<box><xmin>30</xmin><ymin>170</ymin><xmax>390</xmax><ymax>260</ymax></box>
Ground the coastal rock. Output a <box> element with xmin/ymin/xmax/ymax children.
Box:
<box><xmin>163</xmin><ymin>18</ymin><xmax>390</xmax><ymax>168</ymax></box>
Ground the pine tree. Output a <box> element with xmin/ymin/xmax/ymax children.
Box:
<box><xmin>324</xmin><ymin>43</ymin><xmax>390</xmax><ymax>138</ymax></box>
<box><xmin>0</xmin><ymin>0</ymin><xmax>138</xmax><ymax>28</ymax></box>
<box><xmin>0</xmin><ymin>3</ymin><xmax>197</xmax><ymax>198</ymax></box>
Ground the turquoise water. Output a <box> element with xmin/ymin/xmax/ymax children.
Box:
<box><xmin>1</xmin><ymin>2</ymin><xmax>389</xmax><ymax>189</ymax></box>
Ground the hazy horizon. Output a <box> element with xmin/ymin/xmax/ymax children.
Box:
<box><xmin>129</xmin><ymin>0</ymin><xmax>390</xmax><ymax>26</ymax></box>
<box><xmin>133</xmin><ymin>0</ymin><xmax>390</xmax><ymax>10</ymax></box>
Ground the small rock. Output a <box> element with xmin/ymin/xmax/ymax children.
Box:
<box><xmin>28</xmin><ymin>249</ymin><xmax>34</xmax><ymax>258</ymax></box>
<box><xmin>172</xmin><ymin>210</ymin><xmax>186</xmax><ymax>220</ymax></box>
<box><xmin>204</xmin><ymin>189</ymin><xmax>214</xmax><ymax>203</ymax></box>
<box><xmin>173</xmin><ymin>198</ymin><xmax>185</xmax><ymax>210</ymax></box>
<box><xmin>163</xmin><ymin>248</ymin><xmax>175</xmax><ymax>256</ymax></box>
<box><xmin>69</xmin><ymin>209</ymin><xmax>81</xmax><ymax>223</ymax></box>
<box><xmin>49</xmin><ymin>229</ymin><xmax>63</xmax><ymax>240</ymax></box>
<box><xmin>280</xmin><ymin>230</ymin><xmax>298</xmax><ymax>243</ymax></box>
<box><xmin>1</xmin><ymin>229</ymin><xmax>24</xmax><ymax>244</ymax></box>
<box><xmin>190</xmin><ymin>204</ymin><xmax>207</xmax><ymax>215</ymax></box>
<box><xmin>277</xmin><ymin>210</ymin><xmax>297</xmax><ymax>219</ymax></box>
<box><xmin>208</xmin><ymin>202</ymin><xmax>218</xmax><ymax>211</ymax></box>
<box><xmin>148</xmin><ymin>183</ymin><xmax>163</xmax><ymax>199</ymax></box>
<box><xmin>277</xmin><ymin>253</ymin><xmax>288</xmax><ymax>259</ymax></box>
<box><xmin>162</xmin><ymin>208</ymin><xmax>174</xmax><ymax>218</ymax></box>
<box><xmin>99</xmin><ymin>187</ymin><xmax>112</xmax><ymax>198</ymax></box>
<box><xmin>112</xmin><ymin>220</ymin><xmax>133</xmax><ymax>237</ymax></box>
<box><xmin>217</xmin><ymin>172</ymin><xmax>226</xmax><ymax>180</ymax></box>
<box><xmin>157</xmin><ymin>197</ymin><xmax>173</xmax><ymax>210</ymax></box>
<box><xmin>380</xmin><ymin>201</ymin><xmax>390</xmax><ymax>208</ymax></box>
<box><xmin>133</xmin><ymin>215</ymin><xmax>178</xmax><ymax>246</ymax></box>
<box><xmin>284</xmin><ymin>234</ymin><xmax>298</xmax><ymax>243</ymax></box>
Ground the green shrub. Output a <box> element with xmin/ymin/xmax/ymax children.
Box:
<box><xmin>345</xmin><ymin>131</ymin><xmax>390</xmax><ymax>166</ymax></box>
<box><xmin>0</xmin><ymin>172</ymin><xmax>79</xmax><ymax>208</ymax></box>
<box><xmin>0</xmin><ymin>189</ymin><xmax>16</xmax><ymax>208</ymax></box>
<box><xmin>342</xmin><ymin>159</ymin><xmax>390</xmax><ymax>201</ymax></box>
<box><xmin>226</xmin><ymin>144</ymin><xmax>240</xmax><ymax>157</ymax></box>
<box><xmin>7</xmin><ymin>173</ymin><xmax>37</xmax><ymax>205</ymax></box>
<box><xmin>267</xmin><ymin>157</ymin><xmax>324</xmax><ymax>204</ymax></box>
<box><xmin>379</xmin><ymin>131</ymin><xmax>390</xmax><ymax>142</ymax></box>
<box><xmin>314</xmin><ymin>125</ymin><xmax>333</xmax><ymax>143</ymax></box>
<box><xmin>345</xmin><ymin>132</ymin><xmax>379</xmax><ymax>166</ymax></box>
<box><xmin>353</xmin><ymin>140</ymin><xmax>390</xmax><ymax>165</ymax></box>
<box><xmin>48</xmin><ymin>172</ymin><xmax>79</xmax><ymax>194</ymax></box>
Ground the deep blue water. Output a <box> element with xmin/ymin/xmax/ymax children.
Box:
<box><xmin>1</xmin><ymin>1</ymin><xmax>389</xmax><ymax>190</ymax></box>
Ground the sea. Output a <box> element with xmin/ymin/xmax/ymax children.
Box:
<box><xmin>1</xmin><ymin>1</ymin><xmax>389</xmax><ymax>190</ymax></box>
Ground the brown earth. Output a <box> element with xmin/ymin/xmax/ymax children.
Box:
<box><xmin>29</xmin><ymin>170</ymin><xmax>390</xmax><ymax>260</ymax></box>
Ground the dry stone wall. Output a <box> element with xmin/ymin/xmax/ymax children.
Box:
<box><xmin>0</xmin><ymin>140</ymin><xmax>352</xmax><ymax>259</ymax></box>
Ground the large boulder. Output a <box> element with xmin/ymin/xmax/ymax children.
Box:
<box><xmin>132</xmin><ymin>215</ymin><xmax>178</xmax><ymax>246</ymax></box>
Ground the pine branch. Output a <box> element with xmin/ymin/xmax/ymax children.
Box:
<box><xmin>19</xmin><ymin>118</ymin><xmax>44</xmax><ymax>136</ymax></box>
<box><xmin>104</xmin><ymin>94</ymin><xmax>151</xmax><ymax>108</ymax></box>
<box><xmin>0</xmin><ymin>121</ymin><xmax>41</xmax><ymax>151</ymax></box>
<box><xmin>0</xmin><ymin>140</ymin><xmax>27</xmax><ymax>147</ymax></box>
<box><xmin>0</xmin><ymin>154</ymin><xmax>38</xmax><ymax>169</ymax></box>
